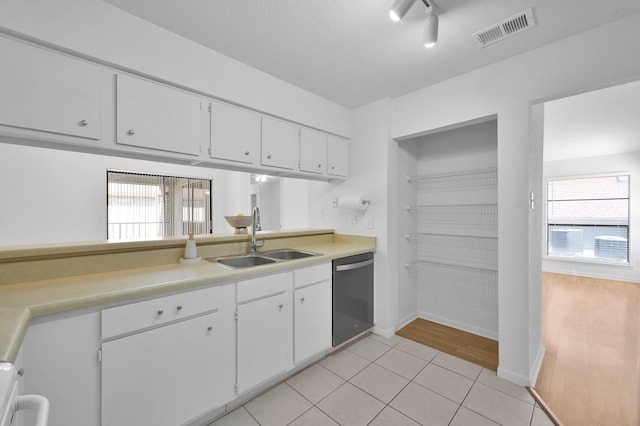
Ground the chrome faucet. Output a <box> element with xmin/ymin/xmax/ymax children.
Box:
<box><xmin>251</xmin><ymin>206</ymin><xmax>264</xmax><ymax>254</ymax></box>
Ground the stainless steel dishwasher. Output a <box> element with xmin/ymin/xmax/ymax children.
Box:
<box><xmin>332</xmin><ymin>252</ymin><xmax>374</xmax><ymax>347</ymax></box>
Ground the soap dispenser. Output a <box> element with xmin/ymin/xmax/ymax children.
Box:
<box><xmin>180</xmin><ymin>233</ymin><xmax>201</xmax><ymax>264</ymax></box>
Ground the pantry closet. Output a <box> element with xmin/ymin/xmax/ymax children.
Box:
<box><xmin>397</xmin><ymin>119</ymin><xmax>499</xmax><ymax>340</ymax></box>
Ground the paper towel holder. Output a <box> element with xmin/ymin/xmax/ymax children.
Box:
<box><xmin>338</xmin><ymin>196</ymin><xmax>371</xmax><ymax>211</ymax></box>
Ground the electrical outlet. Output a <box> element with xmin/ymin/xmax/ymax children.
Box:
<box><xmin>349</xmin><ymin>215</ymin><xmax>357</xmax><ymax>228</ymax></box>
<box><xmin>367</xmin><ymin>217</ymin><xmax>374</xmax><ymax>229</ymax></box>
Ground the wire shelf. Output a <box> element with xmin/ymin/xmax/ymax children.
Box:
<box><xmin>406</xmin><ymin>203</ymin><xmax>498</xmax><ymax>227</ymax></box>
<box><xmin>406</xmin><ymin>233</ymin><xmax>498</xmax><ymax>270</ymax></box>
<box><xmin>406</xmin><ymin>167</ymin><xmax>497</xmax><ymax>191</ymax></box>
<box><xmin>408</xmin><ymin>261</ymin><xmax>498</xmax><ymax>309</ymax></box>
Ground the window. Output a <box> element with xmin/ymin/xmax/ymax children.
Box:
<box><xmin>107</xmin><ymin>171</ymin><xmax>212</xmax><ymax>241</ymax></box>
<box><xmin>547</xmin><ymin>174</ymin><xmax>629</xmax><ymax>263</ymax></box>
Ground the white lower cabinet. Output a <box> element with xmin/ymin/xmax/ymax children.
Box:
<box><xmin>100</xmin><ymin>283</ymin><xmax>235</xmax><ymax>426</ymax></box>
<box><xmin>294</xmin><ymin>263</ymin><xmax>332</xmax><ymax>364</ymax></box>
<box><xmin>21</xmin><ymin>310</ymin><xmax>101</xmax><ymax>426</ymax></box>
<box><xmin>236</xmin><ymin>272</ymin><xmax>293</xmax><ymax>394</ymax></box>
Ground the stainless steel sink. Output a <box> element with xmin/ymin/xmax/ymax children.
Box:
<box><xmin>208</xmin><ymin>255</ymin><xmax>276</xmax><ymax>269</ymax></box>
<box><xmin>206</xmin><ymin>249</ymin><xmax>320</xmax><ymax>269</ymax></box>
<box><xmin>261</xmin><ymin>249</ymin><xmax>320</xmax><ymax>260</ymax></box>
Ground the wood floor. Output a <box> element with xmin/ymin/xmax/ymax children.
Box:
<box><xmin>396</xmin><ymin>318</ymin><xmax>499</xmax><ymax>370</ymax></box>
<box><xmin>535</xmin><ymin>272</ymin><xmax>640</xmax><ymax>426</ymax></box>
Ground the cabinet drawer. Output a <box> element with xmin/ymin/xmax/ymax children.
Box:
<box><xmin>294</xmin><ymin>262</ymin><xmax>331</xmax><ymax>289</ymax></box>
<box><xmin>102</xmin><ymin>285</ymin><xmax>221</xmax><ymax>339</ymax></box>
<box><xmin>237</xmin><ymin>272</ymin><xmax>293</xmax><ymax>304</ymax></box>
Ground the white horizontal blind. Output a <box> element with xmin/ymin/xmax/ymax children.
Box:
<box><xmin>547</xmin><ymin>175</ymin><xmax>629</xmax><ymax>262</ymax></box>
<box><xmin>107</xmin><ymin>171</ymin><xmax>211</xmax><ymax>241</ymax></box>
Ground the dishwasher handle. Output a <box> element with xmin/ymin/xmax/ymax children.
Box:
<box><xmin>335</xmin><ymin>258</ymin><xmax>373</xmax><ymax>272</ymax></box>
<box><xmin>16</xmin><ymin>394</ymin><xmax>50</xmax><ymax>426</ymax></box>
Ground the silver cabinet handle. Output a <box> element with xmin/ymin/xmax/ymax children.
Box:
<box><xmin>127</xmin><ymin>129</ymin><xmax>135</xmax><ymax>136</ymax></box>
<box><xmin>176</xmin><ymin>305</ymin><xmax>183</xmax><ymax>311</ymax></box>
<box><xmin>157</xmin><ymin>309</ymin><xmax>164</xmax><ymax>315</ymax></box>
<box><xmin>79</xmin><ymin>120</ymin><xmax>88</xmax><ymax>126</ymax></box>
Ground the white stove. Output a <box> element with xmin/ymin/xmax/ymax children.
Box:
<box><xmin>0</xmin><ymin>363</ymin><xmax>49</xmax><ymax>426</ymax></box>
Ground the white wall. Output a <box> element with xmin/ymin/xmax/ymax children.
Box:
<box><xmin>0</xmin><ymin>0</ymin><xmax>351</xmax><ymax>138</ymax></box>
<box><xmin>543</xmin><ymin>151</ymin><xmax>640</xmax><ymax>283</ymax></box>
<box><xmin>0</xmin><ymin>142</ymin><xmax>250</xmax><ymax>246</ymax></box>
<box><xmin>390</xmin><ymin>13</ymin><xmax>640</xmax><ymax>386</ymax></box>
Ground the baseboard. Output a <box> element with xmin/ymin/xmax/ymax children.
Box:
<box><xmin>529</xmin><ymin>343</ymin><xmax>546</xmax><ymax>386</ymax></box>
<box><xmin>542</xmin><ymin>266</ymin><xmax>640</xmax><ymax>284</ymax></box>
<box><xmin>397</xmin><ymin>312</ymin><xmax>419</xmax><ymax>331</ymax></box>
<box><xmin>417</xmin><ymin>311</ymin><xmax>498</xmax><ymax>341</ymax></box>
<box><xmin>497</xmin><ymin>366</ymin><xmax>531</xmax><ymax>387</ymax></box>
<box><xmin>370</xmin><ymin>325</ymin><xmax>396</xmax><ymax>339</ymax></box>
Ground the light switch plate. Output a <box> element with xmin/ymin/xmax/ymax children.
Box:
<box><xmin>349</xmin><ymin>216</ymin><xmax>357</xmax><ymax>228</ymax></box>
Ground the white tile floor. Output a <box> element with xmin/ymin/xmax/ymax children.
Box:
<box><xmin>210</xmin><ymin>334</ymin><xmax>554</xmax><ymax>426</ymax></box>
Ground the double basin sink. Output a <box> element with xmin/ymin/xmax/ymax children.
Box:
<box><xmin>206</xmin><ymin>249</ymin><xmax>320</xmax><ymax>270</ymax></box>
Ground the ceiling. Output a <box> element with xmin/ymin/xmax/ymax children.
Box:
<box><xmin>102</xmin><ymin>0</ymin><xmax>640</xmax><ymax>108</ymax></box>
<box><xmin>544</xmin><ymin>80</ymin><xmax>640</xmax><ymax>162</ymax></box>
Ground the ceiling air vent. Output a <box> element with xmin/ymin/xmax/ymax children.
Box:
<box><xmin>473</xmin><ymin>8</ymin><xmax>536</xmax><ymax>48</ymax></box>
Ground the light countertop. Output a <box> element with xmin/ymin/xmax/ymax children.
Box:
<box><xmin>0</xmin><ymin>231</ymin><xmax>375</xmax><ymax>363</ymax></box>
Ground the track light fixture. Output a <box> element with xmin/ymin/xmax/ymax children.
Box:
<box><xmin>389</xmin><ymin>0</ymin><xmax>439</xmax><ymax>48</ymax></box>
<box><xmin>389</xmin><ymin>0</ymin><xmax>415</xmax><ymax>22</ymax></box>
<box><xmin>423</xmin><ymin>12</ymin><xmax>439</xmax><ymax>48</ymax></box>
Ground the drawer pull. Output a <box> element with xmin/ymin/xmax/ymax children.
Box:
<box><xmin>267</xmin><ymin>154</ymin><xmax>272</xmax><ymax>159</ymax></box>
<box><xmin>244</xmin><ymin>151</ymin><xmax>250</xmax><ymax>156</ymax></box>
<box><xmin>207</xmin><ymin>326</ymin><xmax>213</xmax><ymax>332</ymax></box>
<box><xmin>79</xmin><ymin>120</ymin><xmax>88</xmax><ymax>126</ymax></box>
<box><xmin>300</xmin><ymin>297</ymin><xmax>305</xmax><ymax>303</ymax></box>
<box><xmin>127</xmin><ymin>129</ymin><xmax>135</xmax><ymax>136</ymax></box>
<box><xmin>278</xmin><ymin>304</ymin><xmax>284</xmax><ymax>310</ymax></box>
<box><xmin>176</xmin><ymin>305</ymin><xmax>183</xmax><ymax>311</ymax></box>
<box><xmin>157</xmin><ymin>309</ymin><xmax>164</xmax><ymax>316</ymax></box>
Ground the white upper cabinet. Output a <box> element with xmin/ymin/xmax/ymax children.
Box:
<box><xmin>0</xmin><ymin>36</ymin><xmax>101</xmax><ymax>140</ymax></box>
<box><xmin>299</xmin><ymin>128</ymin><xmax>328</xmax><ymax>174</ymax></box>
<box><xmin>327</xmin><ymin>136</ymin><xmax>349</xmax><ymax>178</ymax></box>
<box><xmin>261</xmin><ymin>116</ymin><xmax>299</xmax><ymax>170</ymax></box>
<box><xmin>116</xmin><ymin>74</ymin><xmax>205</xmax><ymax>156</ymax></box>
<box><xmin>210</xmin><ymin>101</ymin><xmax>261</xmax><ymax>164</ymax></box>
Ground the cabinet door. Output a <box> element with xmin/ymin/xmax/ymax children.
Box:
<box><xmin>210</xmin><ymin>101</ymin><xmax>261</xmax><ymax>164</ymax></box>
<box><xmin>101</xmin><ymin>312</ymin><xmax>234</xmax><ymax>426</ymax></box>
<box><xmin>299</xmin><ymin>128</ymin><xmax>327</xmax><ymax>174</ymax></box>
<box><xmin>0</xmin><ymin>36</ymin><xmax>101</xmax><ymax>140</ymax></box>
<box><xmin>294</xmin><ymin>281</ymin><xmax>332</xmax><ymax>364</ymax></box>
<box><xmin>237</xmin><ymin>292</ymin><xmax>292</xmax><ymax>393</ymax></box>
<box><xmin>261</xmin><ymin>116</ymin><xmax>298</xmax><ymax>170</ymax></box>
<box><xmin>22</xmin><ymin>311</ymin><xmax>101</xmax><ymax>426</ymax></box>
<box><xmin>327</xmin><ymin>136</ymin><xmax>349</xmax><ymax>178</ymax></box>
<box><xmin>116</xmin><ymin>74</ymin><xmax>205</xmax><ymax>156</ymax></box>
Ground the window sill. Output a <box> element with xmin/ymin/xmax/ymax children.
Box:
<box><xmin>544</xmin><ymin>255</ymin><xmax>631</xmax><ymax>267</ymax></box>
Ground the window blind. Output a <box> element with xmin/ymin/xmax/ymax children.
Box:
<box><xmin>107</xmin><ymin>171</ymin><xmax>211</xmax><ymax>241</ymax></box>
